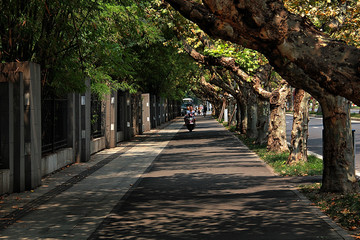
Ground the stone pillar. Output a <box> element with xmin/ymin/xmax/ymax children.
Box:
<box><xmin>125</xmin><ymin>92</ymin><xmax>132</xmax><ymax>140</ymax></box>
<box><xmin>142</xmin><ymin>94</ymin><xmax>151</xmax><ymax>132</ymax></box>
<box><xmin>105</xmin><ymin>92</ymin><xmax>117</xmax><ymax>148</ymax></box>
<box><xmin>80</xmin><ymin>79</ymin><xmax>91</xmax><ymax>162</ymax></box>
<box><xmin>164</xmin><ymin>99</ymin><xmax>169</xmax><ymax>122</ymax></box>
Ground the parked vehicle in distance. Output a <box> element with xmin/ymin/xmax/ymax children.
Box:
<box><xmin>181</xmin><ymin>98</ymin><xmax>193</xmax><ymax>116</ymax></box>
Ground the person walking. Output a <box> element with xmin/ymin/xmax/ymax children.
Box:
<box><xmin>202</xmin><ymin>105</ymin><xmax>207</xmax><ymax>117</ymax></box>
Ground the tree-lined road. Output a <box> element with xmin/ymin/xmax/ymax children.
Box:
<box><xmin>286</xmin><ymin>115</ymin><xmax>360</xmax><ymax>174</ymax></box>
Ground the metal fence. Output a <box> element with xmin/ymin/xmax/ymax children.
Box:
<box><xmin>42</xmin><ymin>97</ymin><xmax>68</xmax><ymax>154</ymax></box>
<box><xmin>91</xmin><ymin>94</ymin><xmax>103</xmax><ymax>138</ymax></box>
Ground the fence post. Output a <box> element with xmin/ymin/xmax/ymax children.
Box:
<box><xmin>142</xmin><ymin>94</ymin><xmax>151</xmax><ymax>132</ymax></box>
<box><xmin>80</xmin><ymin>78</ymin><xmax>91</xmax><ymax>162</ymax></box>
<box><xmin>105</xmin><ymin>92</ymin><xmax>117</xmax><ymax>148</ymax></box>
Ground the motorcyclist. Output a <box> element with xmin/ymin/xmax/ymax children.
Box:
<box><xmin>184</xmin><ymin>105</ymin><xmax>196</xmax><ymax>124</ymax></box>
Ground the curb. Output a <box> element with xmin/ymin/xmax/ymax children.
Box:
<box><xmin>290</xmin><ymin>187</ymin><xmax>355</xmax><ymax>240</ymax></box>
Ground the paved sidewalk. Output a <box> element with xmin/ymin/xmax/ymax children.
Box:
<box><xmin>0</xmin><ymin>120</ymin><xmax>183</xmax><ymax>239</ymax></box>
<box><xmin>0</xmin><ymin>116</ymin><xmax>354</xmax><ymax>239</ymax></box>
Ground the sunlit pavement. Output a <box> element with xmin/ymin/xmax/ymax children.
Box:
<box><xmin>0</xmin><ymin>117</ymin><xmax>352</xmax><ymax>239</ymax></box>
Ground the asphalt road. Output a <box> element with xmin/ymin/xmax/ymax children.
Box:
<box><xmin>286</xmin><ymin>114</ymin><xmax>360</xmax><ymax>173</ymax></box>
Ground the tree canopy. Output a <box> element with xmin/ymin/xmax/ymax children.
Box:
<box><xmin>165</xmin><ymin>0</ymin><xmax>360</xmax><ymax>105</ymax></box>
<box><xmin>0</xmin><ymin>0</ymin><xmax>195</xmax><ymax>99</ymax></box>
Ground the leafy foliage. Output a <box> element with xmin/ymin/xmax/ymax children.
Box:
<box><xmin>0</xmin><ymin>0</ymin><xmax>195</xmax><ymax>99</ymax></box>
<box><xmin>133</xmin><ymin>43</ymin><xmax>198</xmax><ymax>100</ymax></box>
<box><xmin>285</xmin><ymin>0</ymin><xmax>360</xmax><ymax>46</ymax></box>
<box><xmin>204</xmin><ymin>41</ymin><xmax>262</xmax><ymax>73</ymax></box>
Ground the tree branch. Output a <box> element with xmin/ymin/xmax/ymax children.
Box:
<box><xmin>166</xmin><ymin>0</ymin><xmax>360</xmax><ymax>105</ymax></box>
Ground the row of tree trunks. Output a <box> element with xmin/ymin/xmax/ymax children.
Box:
<box><xmin>167</xmin><ymin>0</ymin><xmax>360</xmax><ymax>194</ymax></box>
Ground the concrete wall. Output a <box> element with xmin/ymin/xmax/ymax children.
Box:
<box><xmin>0</xmin><ymin>169</ymin><xmax>10</xmax><ymax>194</ymax></box>
<box><xmin>90</xmin><ymin>137</ymin><xmax>106</xmax><ymax>155</ymax></box>
<box><xmin>41</xmin><ymin>148</ymin><xmax>73</xmax><ymax>176</ymax></box>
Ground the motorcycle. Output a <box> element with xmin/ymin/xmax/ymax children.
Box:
<box><xmin>184</xmin><ymin>114</ymin><xmax>196</xmax><ymax>132</ymax></box>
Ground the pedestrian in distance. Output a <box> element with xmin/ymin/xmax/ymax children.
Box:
<box><xmin>202</xmin><ymin>105</ymin><xmax>207</xmax><ymax>117</ymax></box>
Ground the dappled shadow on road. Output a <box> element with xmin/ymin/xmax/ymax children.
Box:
<box><xmin>90</xmin><ymin>174</ymin><xmax>330</xmax><ymax>239</ymax></box>
<box><xmin>89</xmin><ymin>117</ymin><xmax>336</xmax><ymax>240</ymax></box>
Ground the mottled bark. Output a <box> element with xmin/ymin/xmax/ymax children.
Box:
<box><xmin>240</xmin><ymin>100</ymin><xmax>248</xmax><ymax>134</ymax></box>
<box><xmin>235</xmin><ymin>99</ymin><xmax>241</xmax><ymax>131</ymax></box>
<box><xmin>267</xmin><ymin>83</ymin><xmax>290</xmax><ymax>152</ymax></box>
<box><xmin>320</xmin><ymin>96</ymin><xmax>358</xmax><ymax>193</ymax></box>
<box><xmin>311</xmin><ymin>98</ymin><xmax>317</xmax><ymax>112</ymax></box>
<box><xmin>166</xmin><ymin>0</ymin><xmax>360</xmax><ymax>105</ymax></box>
<box><xmin>288</xmin><ymin>89</ymin><xmax>310</xmax><ymax>164</ymax></box>
<box><xmin>256</xmin><ymin>99</ymin><xmax>270</xmax><ymax>145</ymax></box>
<box><xmin>247</xmin><ymin>93</ymin><xmax>258</xmax><ymax>139</ymax></box>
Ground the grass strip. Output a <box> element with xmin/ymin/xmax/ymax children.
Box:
<box><xmin>224</xmin><ymin>123</ymin><xmax>323</xmax><ymax>176</ymax></box>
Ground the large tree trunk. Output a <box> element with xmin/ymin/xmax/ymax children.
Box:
<box><xmin>166</xmin><ymin>0</ymin><xmax>360</xmax><ymax>106</ymax></box>
<box><xmin>267</xmin><ymin>84</ymin><xmax>290</xmax><ymax>152</ymax></box>
<box><xmin>256</xmin><ymin>99</ymin><xmax>269</xmax><ymax>145</ymax></box>
<box><xmin>287</xmin><ymin>89</ymin><xmax>310</xmax><ymax>164</ymax></box>
<box><xmin>320</xmin><ymin>96</ymin><xmax>358</xmax><ymax>193</ymax></box>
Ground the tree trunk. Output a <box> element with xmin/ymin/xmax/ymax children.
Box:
<box><xmin>235</xmin><ymin>99</ymin><xmax>241</xmax><ymax>131</ymax></box>
<box><xmin>287</xmin><ymin>88</ymin><xmax>294</xmax><ymax>111</ymax></box>
<box><xmin>267</xmin><ymin>84</ymin><xmax>290</xmax><ymax>152</ymax></box>
<box><xmin>311</xmin><ymin>98</ymin><xmax>316</xmax><ymax>112</ymax></box>
<box><xmin>256</xmin><ymin>99</ymin><xmax>269</xmax><ymax>145</ymax></box>
<box><xmin>287</xmin><ymin>89</ymin><xmax>310</xmax><ymax>164</ymax></box>
<box><xmin>247</xmin><ymin>93</ymin><xmax>258</xmax><ymax>139</ymax></box>
<box><xmin>320</xmin><ymin>96</ymin><xmax>358</xmax><ymax>193</ymax></box>
<box><xmin>239</xmin><ymin>97</ymin><xmax>248</xmax><ymax>135</ymax></box>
